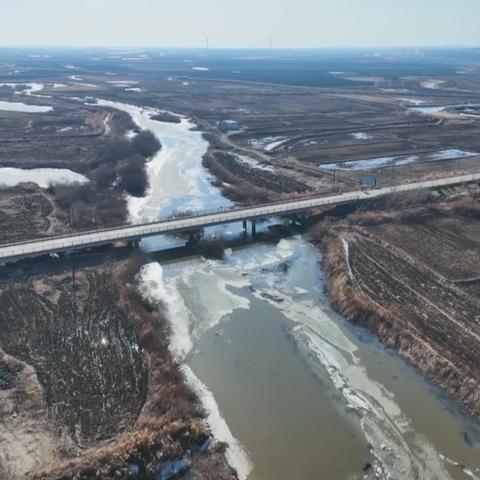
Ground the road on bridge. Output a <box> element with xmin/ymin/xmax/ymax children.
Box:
<box><xmin>1</xmin><ymin>173</ymin><xmax>479</xmax><ymax>263</ymax></box>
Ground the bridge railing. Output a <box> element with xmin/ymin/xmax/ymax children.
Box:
<box><xmin>0</xmin><ymin>172</ymin><xmax>479</xmax><ymax>252</ymax></box>
<box><xmin>0</xmin><ymin>190</ymin><xmax>349</xmax><ymax>249</ymax></box>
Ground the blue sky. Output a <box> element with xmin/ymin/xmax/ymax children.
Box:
<box><xmin>1</xmin><ymin>0</ymin><xmax>479</xmax><ymax>48</ymax></box>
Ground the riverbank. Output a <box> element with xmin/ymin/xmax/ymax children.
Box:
<box><xmin>311</xmin><ymin>192</ymin><xmax>480</xmax><ymax>420</ymax></box>
<box><xmin>202</xmin><ymin>150</ymin><xmax>312</xmax><ymax>205</ymax></box>
<box><xmin>0</xmin><ymin>256</ymin><xmax>236</xmax><ymax>479</ymax></box>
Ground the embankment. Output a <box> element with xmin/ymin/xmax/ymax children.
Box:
<box><xmin>312</xmin><ymin>200</ymin><xmax>480</xmax><ymax>419</ymax></box>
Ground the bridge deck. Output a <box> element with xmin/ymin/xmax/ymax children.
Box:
<box><xmin>1</xmin><ymin>173</ymin><xmax>479</xmax><ymax>262</ymax></box>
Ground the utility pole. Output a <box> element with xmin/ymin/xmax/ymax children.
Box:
<box><xmin>72</xmin><ymin>264</ymin><xmax>77</xmax><ymax>319</ymax></box>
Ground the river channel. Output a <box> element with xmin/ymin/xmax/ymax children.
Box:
<box><xmin>97</xmin><ymin>99</ymin><xmax>480</xmax><ymax>480</ymax></box>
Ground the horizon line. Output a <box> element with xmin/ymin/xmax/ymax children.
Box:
<box><xmin>1</xmin><ymin>43</ymin><xmax>480</xmax><ymax>51</ymax></box>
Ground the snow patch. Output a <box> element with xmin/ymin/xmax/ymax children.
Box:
<box><xmin>350</xmin><ymin>132</ymin><xmax>372</xmax><ymax>140</ymax></box>
<box><xmin>0</xmin><ymin>167</ymin><xmax>87</xmax><ymax>188</ymax></box>
<box><xmin>0</xmin><ymin>100</ymin><xmax>52</xmax><ymax>113</ymax></box>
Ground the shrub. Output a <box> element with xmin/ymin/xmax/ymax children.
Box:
<box><xmin>117</xmin><ymin>156</ymin><xmax>148</xmax><ymax>197</ymax></box>
<box><xmin>131</xmin><ymin>131</ymin><xmax>161</xmax><ymax>158</ymax></box>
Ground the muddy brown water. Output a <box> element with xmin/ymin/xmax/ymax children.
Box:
<box><xmin>157</xmin><ymin>239</ymin><xmax>480</xmax><ymax>480</ymax></box>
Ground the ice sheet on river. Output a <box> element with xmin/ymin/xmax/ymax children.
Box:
<box><xmin>94</xmin><ymin>99</ymin><xmax>231</xmax><ymax>222</ymax></box>
<box><xmin>138</xmin><ymin>262</ymin><xmax>252</xmax><ymax>480</ymax></box>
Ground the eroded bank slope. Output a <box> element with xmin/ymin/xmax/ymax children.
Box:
<box><xmin>312</xmin><ymin>191</ymin><xmax>480</xmax><ymax>418</ymax></box>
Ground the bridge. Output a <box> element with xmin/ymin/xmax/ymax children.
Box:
<box><xmin>1</xmin><ymin>173</ymin><xmax>479</xmax><ymax>263</ymax></box>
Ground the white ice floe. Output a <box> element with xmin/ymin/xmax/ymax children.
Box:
<box><xmin>183</xmin><ymin>365</ymin><xmax>253</xmax><ymax>480</ymax></box>
<box><xmin>192</xmin><ymin>67</ymin><xmax>210</xmax><ymax>71</ymax></box>
<box><xmin>138</xmin><ymin>262</ymin><xmax>253</xmax><ymax>479</ymax></box>
<box><xmin>141</xmin><ymin>260</ymin><xmax>250</xmax><ymax>352</ymax></box>
<box><xmin>138</xmin><ymin>262</ymin><xmax>194</xmax><ymax>358</ymax></box>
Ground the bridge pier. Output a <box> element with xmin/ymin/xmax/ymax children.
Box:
<box><xmin>242</xmin><ymin>219</ymin><xmax>256</xmax><ymax>236</ymax></box>
<box><xmin>186</xmin><ymin>229</ymin><xmax>204</xmax><ymax>244</ymax></box>
<box><xmin>291</xmin><ymin>212</ymin><xmax>307</xmax><ymax>226</ymax></box>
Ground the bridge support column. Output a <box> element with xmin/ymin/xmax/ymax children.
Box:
<box><xmin>242</xmin><ymin>220</ymin><xmax>247</xmax><ymax>235</ymax></box>
<box><xmin>187</xmin><ymin>229</ymin><xmax>203</xmax><ymax>245</ymax></box>
<box><xmin>251</xmin><ymin>220</ymin><xmax>256</xmax><ymax>236</ymax></box>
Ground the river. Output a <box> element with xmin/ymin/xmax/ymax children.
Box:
<box><xmin>97</xmin><ymin>99</ymin><xmax>480</xmax><ymax>480</ymax></box>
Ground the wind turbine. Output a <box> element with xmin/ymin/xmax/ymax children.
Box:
<box><xmin>205</xmin><ymin>33</ymin><xmax>210</xmax><ymax>50</ymax></box>
<box><xmin>268</xmin><ymin>36</ymin><xmax>272</xmax><ymax>50</ymax></box>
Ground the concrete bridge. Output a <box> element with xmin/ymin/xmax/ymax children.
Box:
<box><xmin>1</xmin><ymin>173</ymin><xmax>479</xmax><ymax>263</ymax></box>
